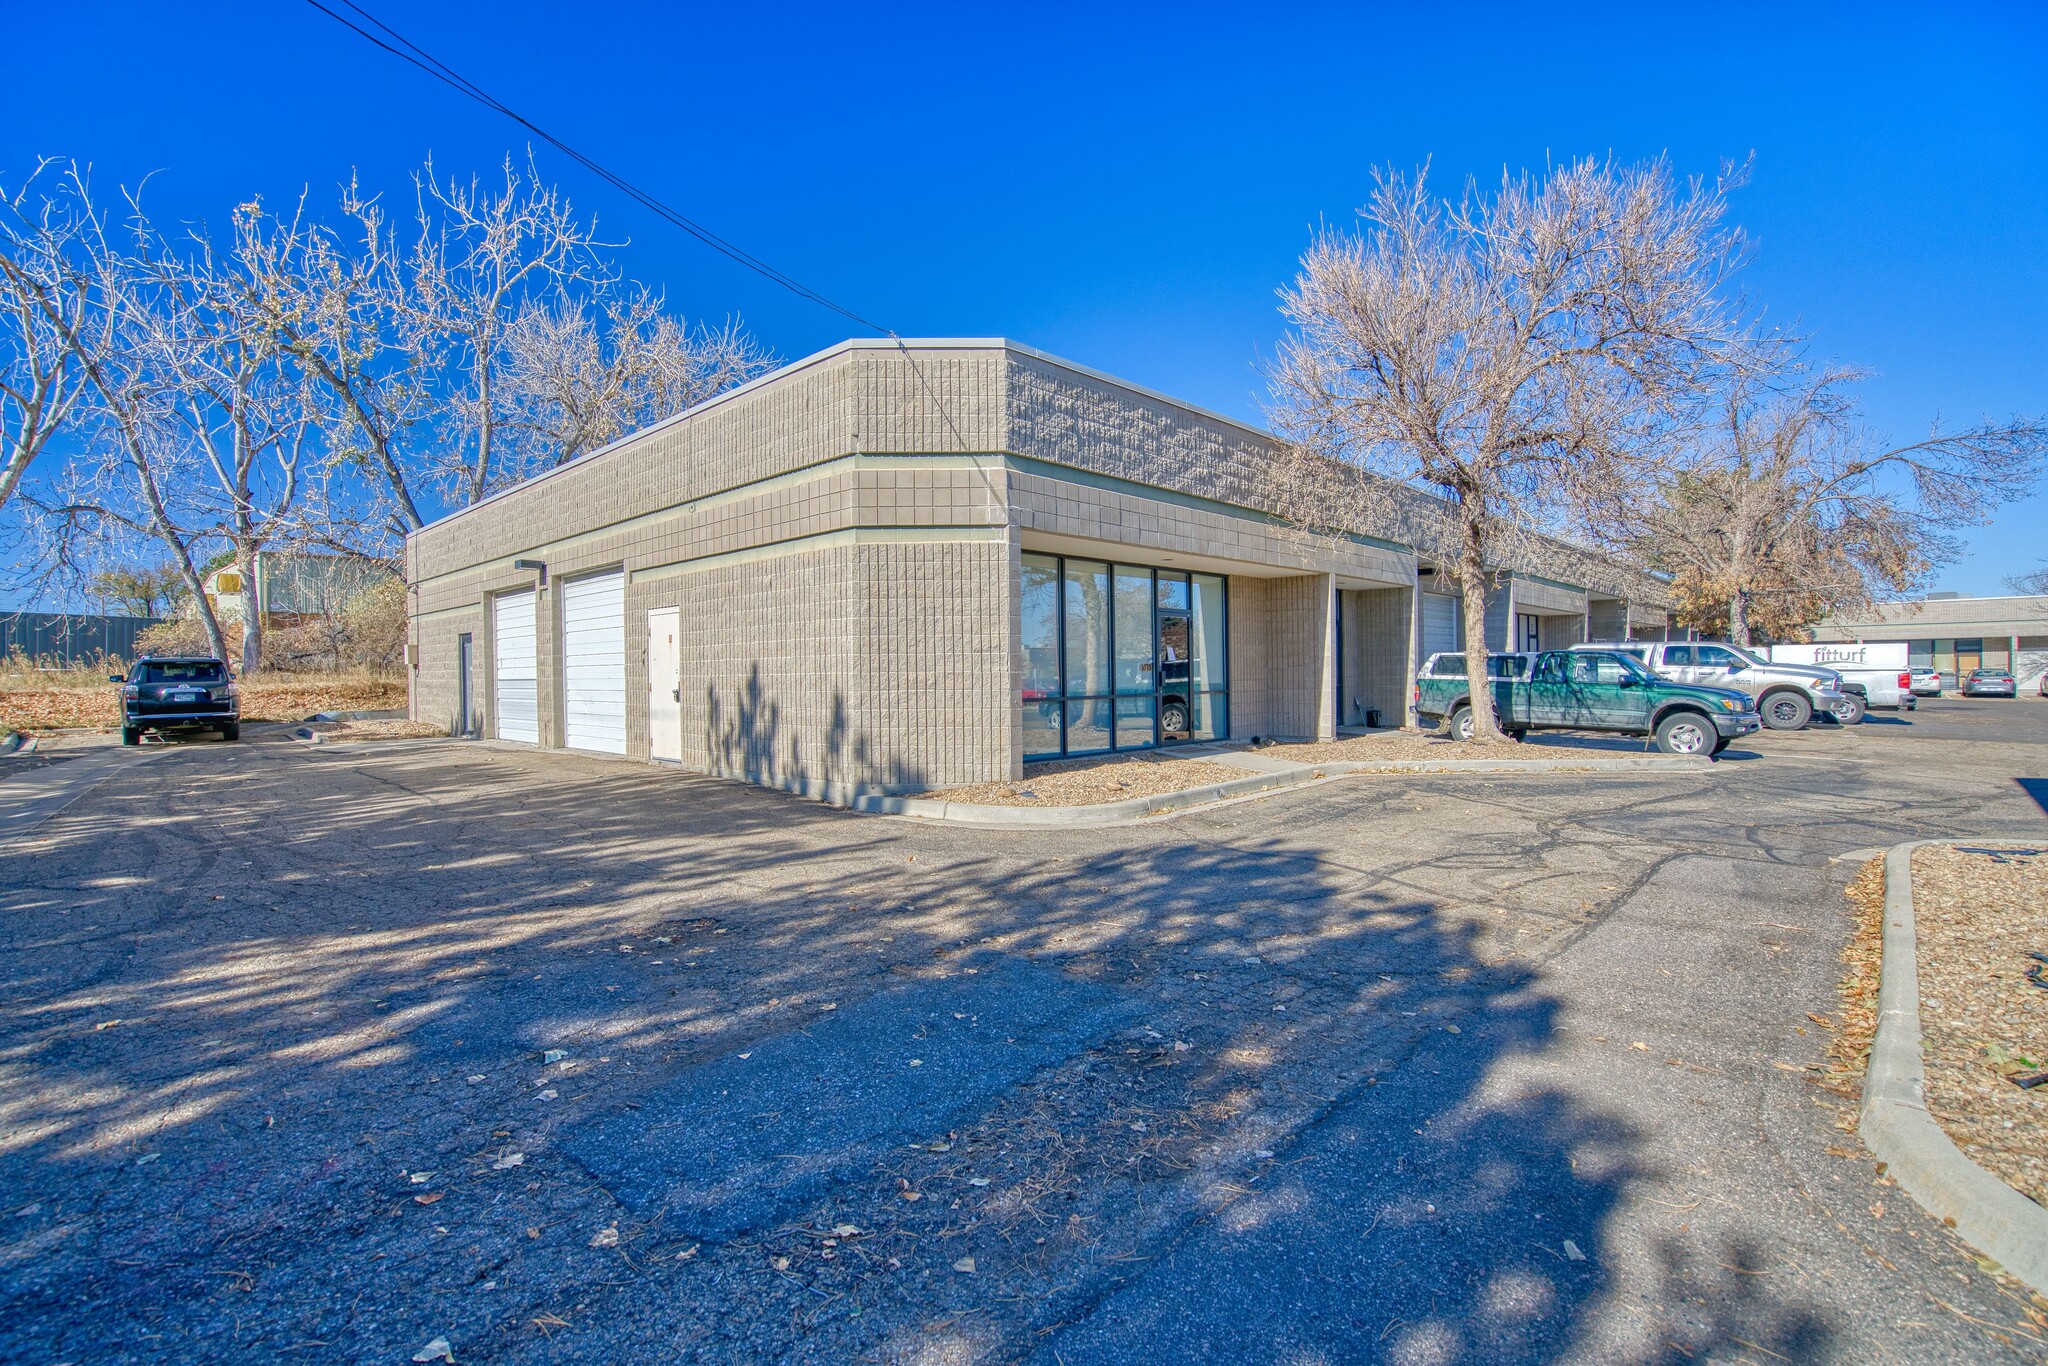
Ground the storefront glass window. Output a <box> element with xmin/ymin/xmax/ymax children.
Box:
<box><xmin>1114</xmin><ymin>569</ymin><xmax>1154</xmax><ymax>694</ymax></box>
<box><xmin>1021</xmin><ymin>555</ymin><xmax>1227</xmax><ymax>760</ymax></box>
<box><xmin>1192</xmin><ymin>574</ymin><xmax>1227</xmax><ymax>691</ymax></box>
<box><xmin>1021</xmin><ymin>555</ymin><xmax>1061</xmax><ymax>701</ymax></box>
<box><xmin>1063</xmin><ymin>561</ymin><xmax>1110</xmax><ymax>699</ymax></box>
<box><xmin>1064</xmin><ymin>698</ymin><xmax>1112</xmax><ymax>754</ymax></box>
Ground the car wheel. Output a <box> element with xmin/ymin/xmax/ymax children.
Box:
<box><xmin>1447</xmin><ymin>705</ymin><xmax>1475</xmax><ymax>741</ymax></box>
<box><xmin>1760</xmin><ymin>690</ymin><xmax>1812</xmax><ymax>730</ymax></box>
<box><xmin>121</xmin><ymin>726</ymin><xmax>140</xmax><ymax>747</ymax></box>
<box><xmin>1159</xmin><ymin>702</ymin><xmax>1188</xmax><ymax>734</ymax></box>
<box><xmin>1505</xmin><ymin>727</ymin><xmax>1527</xmax><ymax>743</ymax></box>
<box><xmin>1710</xmin><ymin>732</ymin><xmax>1732</xmax><ymax>756</ymax></box>
<box><xmin>219</xmin><ymin>722</ymin><xmax>240</xmax><ymax>742</ymax></box>
<box><xmin>1830</xmin><ymin>695</ymin><xmax>1867</xmax><ymax>725</ymax></box>
<box><xmin>1654</xmin><ymin>712</ymin><xmax>1714</xmax><ymax>755</ymax></box>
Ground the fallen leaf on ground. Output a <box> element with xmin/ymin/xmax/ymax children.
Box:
<box><xmin>589</xmin><ymin>1226</ymin><xmax>620</xmax><ymax>1248</ymax></box>
<box><xmin>492</xmin><ymin>1152</ymin><xmax>525</xmax><ymax>1170</ymax></box>
<box><xmin>831</xmin><ymin>1224</ymin><xmax>862</xmax><ymax>1237</ymax></box>
<box><xmin>543</xmin><ymin>1050</ymin><xmax>569</xmax><ymax>1064</ymax></box>
<box><xmin>1562</xmin><ymin>1240</ymin><xmax>1587</xmax><ymax>1262</ymax></box>
<box><xmin>952</xmin><ymin>1257</ymin><xmax>976</xmax><ymax>1273</ymax></box>
<box><xmin>414</xmin><ymin>1193</ymin><xmax>444</xmax><ymax>1206</ymax></box>
<box><xmin>413</xmin><ymin>1337</ymin><xmax>454</xmax><ymax>1363</ymax></box>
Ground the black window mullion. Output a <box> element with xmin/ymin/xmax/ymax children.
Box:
<box><xmin>1055</xmin><ymin>554</ymin><xmax>1068</xmax><ymax>756</ymax></box>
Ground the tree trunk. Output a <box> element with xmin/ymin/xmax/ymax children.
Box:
<box><xmin>1728</xmin><ymin>589</ymin><xmax>1751</xmax><ymax>647</ymax></box>
<box><xmin>237</xmin><ymin>541</ymin><xmax>263</xmax><ymax>676</ymax></box>
<box><xmin>1455</xmin><ymin>504</ymin><xmax>1508</xmax><ymax>743</ymax></box>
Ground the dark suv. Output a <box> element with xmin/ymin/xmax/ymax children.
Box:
<box><xmin>113</xmin><ymin>656</ymin><xmax>240</xmax><ymax>744</ymax></box>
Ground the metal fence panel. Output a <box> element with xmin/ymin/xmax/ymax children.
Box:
<box><xmin>0</xmin><ymin>611</ymin><xmax>167</xmax><ymax>666</ymax></box>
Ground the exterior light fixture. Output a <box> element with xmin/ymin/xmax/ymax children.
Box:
<box><xmin>513</xmin><ymin>558</ymin><xmax>548</xmax><ymax>585</ymax></box>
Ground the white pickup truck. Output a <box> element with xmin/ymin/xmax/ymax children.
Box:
<box><xmin>1575</xmin><ymin>639</ymin><xmax>1854</xmax><ymax>728</ymax></box>
<box><xmin>1763</xmin><ymin>642</ymin><xmax>1914</xmax><ymax>712</ymax></box>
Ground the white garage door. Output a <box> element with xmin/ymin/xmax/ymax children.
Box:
<box><xmin>493</xmin><ymin>590</ymin><xmax>539</xmax><ymax>744</ymax></box>
<box><xmin>1421</xmin><ymin>593</ymin><xmax>1463</xmax><ymax>658</ymax></box>
<box><xmin>561</xmin><ymin>571</ymin><xmax>626</xmax><ymax>755</ymax></box>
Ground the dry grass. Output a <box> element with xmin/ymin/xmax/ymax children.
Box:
<box><xmin>923</xmin><ymin>751</ymin><xmax>1253</xmax><ymax>807</ymax></box>
<box><xmin>0</xmin><ymin>664</ymin><xmax>405</xmax><ymax>733</ymax></box>
<box><xmin>1911</xmin><ymin>844</ymin><xmax>2048</xmax><ymax>1207</ymax></box>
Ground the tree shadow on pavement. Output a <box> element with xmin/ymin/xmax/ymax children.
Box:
<box><xmin>0</xmin><ymin>735</ymin><xmax>1841</xmax><ymax>1365</ymax></box>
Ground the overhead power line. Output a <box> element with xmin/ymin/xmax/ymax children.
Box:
<box><xmin>301</xmin><ymin>0</ymin><xmax>888</xmax><ymax>334</ymax></box>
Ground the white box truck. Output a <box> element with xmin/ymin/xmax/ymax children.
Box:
<box><xmin>1765</xmin><ymin>642</ymin><xmax>1913</xmax><ymax>711</ymax></box>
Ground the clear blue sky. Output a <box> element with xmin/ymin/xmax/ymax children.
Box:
<box><xmin>6</xmin><ymin>2</ymin><xmax>2044</xmax><ymax>595</ymax></box>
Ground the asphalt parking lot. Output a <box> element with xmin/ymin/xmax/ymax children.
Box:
<box><xmin>3</xmin><ymin>699</ymin><xmax>2046</xmax><ymax>1364</ymax></box>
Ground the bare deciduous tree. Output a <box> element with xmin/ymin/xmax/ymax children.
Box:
<box><xmin>231</xmin><ymin>153</ymin><xmax>774</xmax><ymax>541</ymax></box>
<box><xmin>229</xmin><ymin>181</ymin><xmax>431</xmax><ymax>541</ymax></box>
<box><xmin>7</xmin><ymin>152</ymin><xmax>773</xmax><ymax>641</ymax></box>
<box><xmin>2006</xmin><ymin>566</ymin><xmax>2048</xmax><ymax>596</ymax></box>
<box><xmin>27</xmin><ymin>185</ymin><xmax>236</xmax><ymax>664</ymax></box>
<box><xmin>1268</xmin><ymin>157</ymin><xmax>1750</xmax><ymax>739</ymax></box>
<box><xmin>499</xmin><ymin>291</ymin><xmax>771</xmax><ymax>475</ymax></box>
<box><xmin>0</xmin><ymin>161</ymin><xmax>110</xmax><ymax>514</ymax></box>
<box><xmin>403</xmin><ymin>155</ymin><xmax>604</xmax><ymax>505</ymax></box>
<box><xmin>143</xmin><ymin>228</ymin><xmax>317</xmax><ymax>674</ymax></box>
<box><xmin>1604</xmin><ymin>368</ymin><xmax>2046</xmax><ymax>644</ymax></box>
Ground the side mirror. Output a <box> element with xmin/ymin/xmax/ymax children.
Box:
<box><xmin>109</xmin><ymin>674</ymin><xmax>124</xmax><ymax>683</ymax></box>
<box><xmin>1617</xmin><ymin>674</ymin><xmax>1636</xmax><ymax>688</ymax></box>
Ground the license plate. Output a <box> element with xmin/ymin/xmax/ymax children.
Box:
<box><xmin>172</xmin><ymin>690</ymin><xmax>201</xmax><ymax>701</ymax></box>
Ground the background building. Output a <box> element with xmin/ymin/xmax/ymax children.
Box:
<box><xmin>1811</xmin><ymin>593</ymin><xmax>2048</xmax><ymax>689</ymax></box>
<box><xmin>203</xmin><ymin>552</ymin><xmax>393</xmax><ymax>628</ymax></box>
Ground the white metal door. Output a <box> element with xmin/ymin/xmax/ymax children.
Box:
<box><xmin>493</xmin><ymin>590</ymin><xmax>538</xmax><ymax>744</ymax></box>
<box><xmin>561</xmin><ymin>571</ymin><xmax>626</xmax><ymax>754</ymax></box>
<box><xmin>1421</xmin><ymin>593</ymin><xmax>1462</xmax><ymax>658</ymax></box>
<box><xmin>646</xmin><ymin>607</ymin><xmax>681</xmax><ymax>763</ymax></box>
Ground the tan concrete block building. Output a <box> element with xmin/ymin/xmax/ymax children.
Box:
<box><xmin>405</xmin><ymin>340</ymin><xmax>1669</xmax><ymax>800</ymax></box>
<box><xmin>1813</xmin><ymin>593</ymin><xmax>2048</xmax><ymax>689</ymax></box>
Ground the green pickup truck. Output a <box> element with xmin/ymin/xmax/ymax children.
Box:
<box><xmin>1412</xmin><ymin>649</ymin><xmax>1762</xmax><ymax>755</ymax></box>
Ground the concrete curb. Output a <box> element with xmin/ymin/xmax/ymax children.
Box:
<box><xmin>855</xmin><ymin>753</ymin><xmax>1711</xmax><ymax>826</ymax></box>
<box><xmin>1860</xmin><ymin>838</ymin><xmax>2048</xmax><ymax>1293</ymax></box>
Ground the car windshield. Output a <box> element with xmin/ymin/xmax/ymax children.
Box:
<box><xmin>1725</xmin><ymin>645</ymin><xmax>1768</xmax><ymax>668</ymax></box>
<box><xmin>137</xmin><ymin>661</ymin><xmax>224</xmax><ymax>684</ymax></box>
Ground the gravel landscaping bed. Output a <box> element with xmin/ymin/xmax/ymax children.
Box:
<box><xmin>1911</xmin><ymin>843</ymin><xmax>2048</xmax><ymax>1207</ymax></box>
<box><xmin>304</xmin><ymin>719</ymin><xmax>447</xmax><ymax>741</ymax></box>
<box><xmin>1261</xmin><ymin>732</ymin><xmax>1630</xmax><ymax>764</ymax></box>
<box><xmin>923</xmin><ymin>751</ymin><xmax>1253</xmax><ymax>806</ymax></box>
